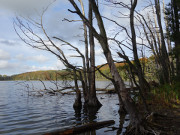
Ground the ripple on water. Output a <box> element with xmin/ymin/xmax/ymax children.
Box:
<box><xmin>0</xmin><ymin>81</ymin><xmax>130</xmax><ymax>135</ymax></box>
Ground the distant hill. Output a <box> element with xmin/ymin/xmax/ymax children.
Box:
<box><xmin>0</xmin><ymin>70</ymin><xmax>71</xmax><ymax>81</ymax></box>
<box><xmin>0</xmin><ymin>63</ymin><xmax>126</xmax><ymax>81</ymax></box>
<box><xmin>11</xmin><ymin>70</ymin><xmax>70</xmax><ymax>80</ymax></box>
<box><xmin>0</xmin><ymin>58</ymin><xmax>152</xmax><ymax>81</ymax></box>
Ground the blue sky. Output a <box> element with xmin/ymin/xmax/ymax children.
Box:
<box><xmin>0</xmin><ymin>0</ymin><xmax>105</xmax><ymax>75</ymax></box>
<box><xmin>0</xmin><ymin>0</ymin><xmax>170</xmax><ymax>75</ymax></box>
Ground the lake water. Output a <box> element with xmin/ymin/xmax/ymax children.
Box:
<box><xmin>0</xmin><ymin>81</ymin><xmax>130</xmax><ymax>135</ymax></box>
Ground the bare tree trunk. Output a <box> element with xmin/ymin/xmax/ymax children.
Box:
<box><xmin>69</xmin><ymin>0</ymin><xmax>142</xmax><ymax>128</ymax></box>
<box><xmin>73</xmin><ymin>69</ymin><xmax>82</xmax><ymax>108</ymax></box>
<box><xmin>78</xmin><ymin>70</ymin><xmax>85</xmax><ymax>95</ymax></box>
<box><xmin>130</xmin><ymin>0</ymin><xmax>149</xmax><ymax>112</ymax></box>
<box><xmin>140</xmin><ymin>18</ymin><xmax>159</xmax><ymax>66</ymax></box>
<box><xmin>79</xmin><ymin>0</ymin><xmax>89</xmax><ymax>103</ymax></box>
<box><xmin>90</xmin><ymin>0</ymin><xmax>141</xmax><ymax>126</ymax></box>
<box><xmin>113</xmin><ymin>82</ymin><xmax>127</xmax><ymax>114</ymax></box>
<box><xmin>152</xmin><ymin>4</ymin><xmax>162</xmax><ymax>49</ymax></box>
<box><xmin>87</xmin><ymin>0</ymin><xmax>101</xmax><ymax>107</ymax></box>
<box><xmin>96</xmin><ymin>66</ymin><xmax>126</xmax><ymax>113</ymax></box>
<box><xmin>155</xmin><ymin>0</ymin><xmax>171</xmax><ymax>83</ymax></box>
<box><xmin>104</xmin><ymin>47</ymin><xmax>141</xmax><ymax>126</ymax></box>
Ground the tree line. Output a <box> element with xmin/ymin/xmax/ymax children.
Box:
<box><xmin>1</xmin><ymin>57</ymin><xmax>158</xmax><ymax>81</ymax></box>
<box><xmin>0</xmin><ymin>75</ymin><xmax>12</xmax><ymax>81</ymax></box>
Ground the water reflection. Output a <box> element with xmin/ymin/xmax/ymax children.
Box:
<box><xmin>82</xmin><ymin>130</ymin><xmax>96</xmax><ymax>135</ymax></box>
<box><xmin>74</xmin><ymin>106</ymin><xmax>101</xmax><ymax>135</ymax></box>
<box><xmin>116</xmin><ymin>113</ymin><xmax>126</xmax><ymax>135</ymax></box>
<box><xmin>83</xmin><ymin>106</ymin><xmax>100</xmax><ymax>122</ymax></box>
<box><xmin>74</xmin><ymin>106</ymin><xmax>82</xmax><ymax>126</ymax></box>
<box><xmin>101</xmin><ymin>112</ymin><xmax>126</xmax><ymax>135</ymax></box>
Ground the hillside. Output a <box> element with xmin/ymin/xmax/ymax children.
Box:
<box><xmin>0</xmin><ymin>58</ymin><xmax>154</xmax><ymax>81</ymax></box>
<box><xmin>0</xmin><ymin>63</ymin><xmax>126</xmax><ymax>81</ymax></box>
<box><xmin>11</xmin><ymin>70</ymin><xmax>71</xmax><ymax>80</ymax></box>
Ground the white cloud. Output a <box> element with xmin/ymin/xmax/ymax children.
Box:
<box><xmin>0</xmin><ymin>49</ymin><xmax>10</xmax><ymax>60</ymax></box>
<box><xmin>30</xmin><ymin>55</ymin><xmax>50</xmax><ymax>63</ymax></box>
<box><xmin>56</xmin><ymin>60</ymin><xmax>65</xmax><ymax>69</ymax></box>
<box><xmin>95</xmin><ymin>48</ymin><xmax>103</xmax><ymax>56</ymax></box>
<box><xmin>0</xmin><ymin>61</ymin><xmax>62</xmax><ymax>75</ymax></box>
<box><xmin>0</xmin><ymin>39</ymin><xmax>17</xmax><ymax>46</ymax></box>
<box><xmin>44</xmin><ymin>9</ymin><xmax>83</xmax><ymax>42</ymax></box>
<box><xmin>30</xmin><ymin>65</ymin><xmax>56</xmax><ymax>71</ymax></box>
<box><xmin>15</xmin><ymin>54</ymin><xmax>49</xmax><ymax>63</ymax></box>
<box><xmin>0</xmin><ymin>60</ymin><xmax>9</xmax><ymax>68</ymax></box>
<box><xmin>0</xmin><ymin>0</ymin><xmax>53</xmax><ymax>11</ymax></box>
<box><xmin>0</xmin><ymin>10</ymin><xmax>9</xmax><ymax>16</ymax></box>
<box><xmin>15</xmin><ymin>54</ymin><xmax>25</xmax><ymax>61</ymax></box>
<box><xmin>24</xmin><ymin>61</ymin><xmax>65</xmax><ymax>72</ymax></box>
<box><xmin>96</xmin><ymin>56</ymin><xmax>107</xmax><ymax>66</ymax></box>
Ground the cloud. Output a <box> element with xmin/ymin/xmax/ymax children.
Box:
<box><xmin>0</xmin><ymin>60</ymin><xmax>9</xmax><ymax>68</ymax></box>
<box><xmin>22</xmin><ymin>60</ymin><xmax>65</xmax><ymax>73</ymax></box>
<box><xmin>0</xmin><ymin>0</ymin><xmax>53</xmax><ymax>11</ymax></box>
<box><xmin>43</xmin><ymin>9</ymin><xmax>83</xmax><ymax>43</ymax></box>
<box><xmin>15</xmin><ymin>54</ymin><xmax>25</xmax><ymax>61</ymax></box>
<box><xmin>0</xmin><ymin>39</ymin><xmax>17</xmax><ymax>46</ymax></box>
<box><xmin>15</xmin><ymin>54</ymin><xmax>50</xmax><ymax>63</ymax></box>
<box><xmin>0</xmin><ymin>60</ymin><xmax>64</xmax><ymax>75</ymax></box>
<box><xmin>96</xmin><ymin>56</ymin><xmax>107</xmax><ymax>66</ymax></box>
<box><xmin>56</xmin><ymin>60</ymin><xmax>65</xmax><ymax>69</ymax></box>
<box><xmin>0</xmin><ymin>10</ymin><xmax>9</xmax><ymax>16</ymax></box>
<box><xmin>95</xmin><ymin>48</ymin><xmax>103</xmax><ymax>56</ymax></box>
<box><xmin>25</xmin><ymin>60</ymin><xmax>65</xmax><ymax>72</ymax></box>
<box><xmin>29</xmin><ymin>65</ymin><xmax>56</xmax><ymax>71</ymax></box>
<box><xmin>0</xmin><ymin>49</ymin><xmax>10</xmax><ymax>60</ymax></box>
<box><xmin>30</xmin><ymin>55</ymin><xmax>50</xmax><ymax>63</ymax></box>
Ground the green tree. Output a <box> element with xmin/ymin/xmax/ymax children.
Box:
<box><xmin>165</xmin><ymin>0</ymin><xmax>180</xmax><ymax>79</ymax></box>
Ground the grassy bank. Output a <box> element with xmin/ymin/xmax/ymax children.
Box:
<box><xmin>135</xmin><ymin>82</ymin><xmax>180</xmax><ymax>135</ymax></box>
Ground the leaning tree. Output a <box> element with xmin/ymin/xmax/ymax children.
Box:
<box><xmin>68</xmin><ymin>0</ymin><xmax>145</xmax><ymax>133</ymax></box>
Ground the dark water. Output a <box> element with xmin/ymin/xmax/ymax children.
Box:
<box><xmin>0</xmin><ymin>81</ymin><xmax>129</xmax><ymax>135</ymax></box>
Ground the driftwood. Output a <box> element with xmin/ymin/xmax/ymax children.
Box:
<box><xmin>96</xmin><ymin>87</ymin><xmax>139</xmax><ymax>94</ymax></box>
<box><xmin>44</xmin><ymin>120</ymin><xmax>115</xmax><ymax>135</ymax></box>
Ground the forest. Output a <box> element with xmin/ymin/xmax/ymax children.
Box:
<box><xmin>0</xmin><ymin>0</ymin><xmax>179</xmax><ymax>134</ymax></box>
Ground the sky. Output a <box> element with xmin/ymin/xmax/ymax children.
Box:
<box><xmin>0</xmin><ymin>0</ymin><xmax>170</xmax><ymax>76</ymax></box>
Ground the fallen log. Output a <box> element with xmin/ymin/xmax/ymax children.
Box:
<box><xmin>44</xmin><ymin>120</ymin><xmax>115</xmax><ymax>135</ymax></box>
<box><xmin>96</xmin><ymin>87</ymin><xmax>139</xmax><ymax>94</ymax></box>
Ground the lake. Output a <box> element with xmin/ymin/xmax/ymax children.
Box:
<box><xmin>0</xmin><ymin>81</ymin><xmax>130</xmax><ymax>135</ymax></box>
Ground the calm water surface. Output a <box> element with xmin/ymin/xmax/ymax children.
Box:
<box><xmin>0</xmin><ymin>81</ymin><xmax>129</xmax><ymax>135</ymax></box>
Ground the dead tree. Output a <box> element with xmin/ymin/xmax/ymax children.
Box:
<box><xmin>68</xmin><ymin>0</ymin><xmax>145</xmax><ymax>132</ymax></box>
<box><xmin>154</xmin><ymin>0</ymin><xmax>171</xmax><ymax>84</ymax></box>
<box><xmin>78</xmin><ymin>0</ymin><xmax>89</xmax><ymax>104</ymax></box>
<box><xmin>129</xmin><ymin>0</ymin><xmax>149</xmax><ymax>112</ymax></box>
<box><xmin>95</xmin><ymin>65</ymin><xmax>126</xmax><ymax>113</ymax></box>
<box><xmin>87</xmin><ymin>0</ymin><xmax>102</xmax><ymax>107</ymax></box>
<box><xmin>132</xmin><ymin>0</ymin><xmax>173</xmax><ymax>84</ymax></box>
<box><xmin>65</xmin><ymin>0</ymin><xmax>102</xmax><ymax>107</ymax></box>
<box><xmin>14</xmin><ymin>6</ymin><xmax>83</xmax><ymax>108</ymax></box>
<box><xmin>103</xmin><ymin>0</ymin><xmax>150</xmax><ymax>112</ymax></box>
